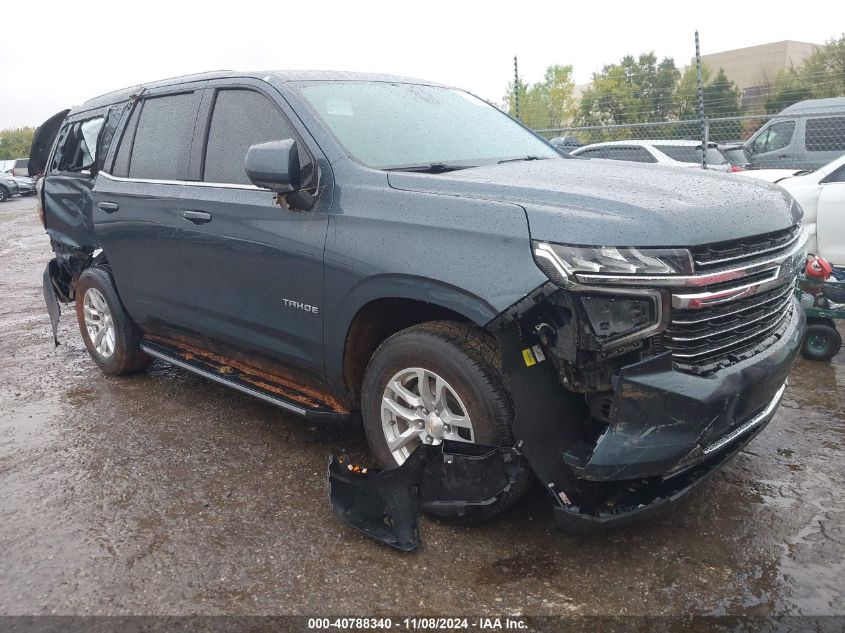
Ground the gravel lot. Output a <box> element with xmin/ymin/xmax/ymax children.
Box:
<box><xmin>1</xmin><ymin>195</ymin><xmax>843</xmax><ymax>618</ymax></box>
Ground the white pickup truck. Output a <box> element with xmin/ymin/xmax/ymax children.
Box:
<box><xmin>741</xmin><ymin>154</ymin><xmax>845</xmax><ymax>266</ymax></box>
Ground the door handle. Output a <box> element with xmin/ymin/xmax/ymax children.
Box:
<box><xmin>97</xmin><ymin>201</ymin><xmax>119</xmax><ymax>213</ymax></box>
<box><xmin>779</xmin><ymin>154</ymin><xmax>790</xmax><ymax>158</ymax></box>
<box><xmin>181</xmin><ymin>210</ymin><xmax>212</xmax><ymax>224</ymax></box>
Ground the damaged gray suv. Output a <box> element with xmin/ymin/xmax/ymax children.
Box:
<box><xmin>33</xmin><ymin>71</ymin><xmax>807</xmax><ymax>550</ymax></box>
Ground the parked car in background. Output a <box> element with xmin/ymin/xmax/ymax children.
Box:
<box><xmin>0</xmin><ymin>173</ymin><xmax>21</xmax><ymax>201</ymax></box>
<box><xmin>8</xmin><ymin>158</ymin><xmax>30</xmax><ymax>177</ymax></box>
<box><xmin>735</xmin><ymin>168</ymin><xmax>812</xmax><ymax>183</ymax></box>
<box><xmin>570</xmin><ymin>140</ymin><xmax>732</xmax><ymax>171</ymax></box>
<box><xmin>549</xmin><ymin>136</ymin><xmax>583</xmax><ymax>154</ymax></box>
<box><xmin>740</xmin><ymin>153</ymin><xmax>845</xmax><ymax>265</ymax></box>
<box><xmin>10</xmin><ymin>175</ymin><xmax>36</xmax><ymax>196</ymax></box>
<box><xmin>731</xmin><ymin>97</ymin><xmax>845</xmax><ymax>170</ymax></box>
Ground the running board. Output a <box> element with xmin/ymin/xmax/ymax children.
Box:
<box><xmin>140</xmin><ymin>340</ymin><xmax>350</xmax><ymax>424</ymax></box>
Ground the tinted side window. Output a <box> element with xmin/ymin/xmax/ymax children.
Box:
<box><xmin>603</xmin><ymin>147</ymin><xmax>656</xmax><ymax>163</ymax></box>
<box><xmin>826</xmin><ymin>165</ymin><xmax>845</xmax><ymax>183</ymax></box>
<box><xmin>111</xmin><ymin>102</ymin><xmax>142</xmax><ymax>177</ymax></box>
<box><xmin>50</xmin><ymin>117</ymin><xmax>104</xmax><ymax>173</ymax></box>
<box><xmin>577</xmin><ymin>148</ymin><xmax>606</xmax><ymax>158</ymax></box>
<box><xmin>805</xmin><ymin>117</ymin><xmax>845</xmax><ymax>152</ymax></box>
<box><xmin>203</xmin><ymin>89</ymin><xmax>299</xmax><ymax>185</ymax></box>
<box><xmin>129</xmin><ymin>92</ymin><xmax>200</xmax><ymax>180</ymax></box>
<box><xmin>753</xmin><ymin>121</ymin><xmax>795</xmax><ymax>153</ymax></box>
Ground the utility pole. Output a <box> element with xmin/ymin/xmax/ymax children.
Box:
<box><xmin>695</xmin><ymin>30</ymin><xmax>708</xmax><ymax>169</ymax></box>
<box><xmin>513</xmin><ymin>55</ymin><xmax>521</xmax><ymax>121</ymax></box>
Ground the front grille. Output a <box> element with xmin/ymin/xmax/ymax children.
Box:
<box><xmin>663</xmin><ymin>283</ymin><xmax>796</xmax><ymax>375</ymax></box>
<box><xmin>649</xmin><ymin>223</ymin><xmax>805</xmax><ymax>375</ymax></box>
<box><xmin>691</xmin><ymin>223</ymin><xmax>801</xmax><ymax>269</ymax></box>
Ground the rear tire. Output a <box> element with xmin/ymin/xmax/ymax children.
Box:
<box><xmin>801</xmin><ymin>323</ymin><xmax>842</xmax><ymax>361</ymax></box>
<box><xmin>361</xmin><ymin>321</ymin><xmax>530</xmax><ymax>523</ymax></box>
<box><xmin>0</xmin><ymin>186</ymin><xmax>9</xmax><ymax>202</ymax></box>
<box><xmin>75</xmin><ymin>266</ymin><xmax>152</xmax><ymax>376</ymax></box>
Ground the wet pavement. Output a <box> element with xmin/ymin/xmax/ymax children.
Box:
<box><xmin>0</xmin><ymin>195</ymin><xmax>843</xmax><ymax>617</ymax></box>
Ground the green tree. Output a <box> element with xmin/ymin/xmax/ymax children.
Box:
<box><xmin>576</xmin><ymin>53</ymin><xmax>679</xmax><ymax>140</ymax></box>
<box><xmin>504</xmin><ymin>64</ymin><xmax>576</xmax><ymax>131</ymax></box>
<box><xmin>703</xmin><ymin>68</ymin><xmax>742</xmax><ymax>141</ymax></box>
<box><xmin>673</xmin><ymin>64</ymin><xmax>742</xmax><ymax>141</ymax></box>
<box><xmin>503</xmin><ymin>77</ymin><xmax>529</xmax><ymax>120</ymax></box>
<box><xmin>800</xmin><ymin>33</ymin><xmax>845</xmax><ymax>98</ymax></box>
<box><xmin>764</xmin><ymin>68</ymin><xmax>814</xmax><ymax>113</ymax></box>
<box><xmin>543</xmin><ymin>64</ymin><xmax>577</xmax><ymax>129</ymax></box>
<box><xmin>0</xmin><ymin>127</ymin><xmax>35</xmax><ymax>160</ymax></box>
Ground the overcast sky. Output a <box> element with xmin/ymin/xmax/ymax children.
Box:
<box><xmin>0</xmin><ymin>0</ymin><xmax>840</xmax><ymax>129</ymax></box>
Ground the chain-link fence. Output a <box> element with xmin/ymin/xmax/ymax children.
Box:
<box><xmin>530</xmin><ymin>106</ymin><xmax>845</xmax><ymax>171</ymax></box>
<box><xmin>507</xmin><ymin>32</ymin><xmax>845</xmax><ymax>171</ymax></box>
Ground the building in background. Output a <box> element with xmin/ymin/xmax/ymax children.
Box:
<box><xmin>695</xmin><ymin>40</ymin><xmax>821</xmax><ymax>111</ymax></box>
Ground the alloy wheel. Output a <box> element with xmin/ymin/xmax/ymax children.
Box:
<box><xmin>83</xmin><ymin>288</ymin><xmax>115</xmax><ymax>358</ymax></box>
<box><xmin>380</xmin><ymin>367</ymin><xmax>475</xmax><ymax>465</ymax></box>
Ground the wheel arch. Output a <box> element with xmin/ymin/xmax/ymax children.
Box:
<box><xmin>328</xmin><ymin>276</ymin><xmax>500</xmax><ymax>407</ymax></box>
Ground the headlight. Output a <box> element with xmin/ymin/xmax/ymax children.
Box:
<box><xmin>580</xmin><ymin>294</ymin><xmax>658</xmax><ymax>343</ymax></box>
<box><xmin>533</xmin><ymin>241</ymin><xmax>693</xmax><ymax>286</ymax></box>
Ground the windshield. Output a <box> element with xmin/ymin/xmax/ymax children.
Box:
<box><xmin>654</xmin><ymin>145</ymin><xmax>727</xmax><ymax>165</ymax></box>
<box><xmin>296</xmin><ymin>81</ymin><xmax>559</xmax><ymax>169</ymax></box>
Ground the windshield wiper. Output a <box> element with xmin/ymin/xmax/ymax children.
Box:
<box><xmin>383</xmin><ymin>162</ymin><xmax>474</xmax><ymax>174</ymax></box>
<box><xmin>497</xmin><ymin>155</ymin><xmax>549</xmax><ymax>164</ymax></box>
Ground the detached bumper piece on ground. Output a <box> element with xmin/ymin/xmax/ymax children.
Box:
<box><xmin>329</xmin><ymin>442</ymin><xmax>524</xmax><ymax>551</ymax></box>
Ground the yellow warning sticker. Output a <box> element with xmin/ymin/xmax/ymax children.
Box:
<box><xmin>522</xmin><ymin>348</ymin><xmax>537</xmax><ymax>367</ymax></box>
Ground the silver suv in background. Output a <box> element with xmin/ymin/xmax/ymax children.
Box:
<box><xmin>8</xmin><ymin>158</ymin><xmax>30</xmax><ymax>177</ymax></box>
<box><xmin>730</xmin><ymin>97</ymin><xmax>845</xmax><ymax>170</ymax></box>
<box><xmin>570</xmin><ymin>140</ymin><xmax>732</xmax><ymax>171</ymax></box>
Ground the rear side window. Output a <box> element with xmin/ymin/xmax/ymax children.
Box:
<box><xmin>805</xmin><ymin>117</ymin><xmax>845</xmax><ymax>152</ymax></box>
<box><xmin>111</xmin><ymin>103</ymin><xmax>141</xmax><ymax>177</ymax></box>
<box><xmin>128</xmin><ymin>92</ymin><xmax>200</xmax><ymax>180</ymax></box>
<box><xmin>14</xmin><ymin>159</ymin><xmax>28</xmax><ymax>169</ymax></box>
<box><xmin>50</xmin><ymin>117</ymin><xmax>104</xmax><ymax>173</ymax></box>
<box><xmin>602</xmin><ymin>147</ymin><xmax>657</xmax><ymax>163</ymax></box>
<box><xmin>655</xmin><ymin>145</ymin><xmax>725</xmax><ymax>164</ymax></box>
<box><xmin>202</xmin><ymin>89</ymin><xmax>300</xmax><ymax>185</ymax></box>
<box><xmin>576</xmin><ymin>148</ymin><xmax>607</xmax><ymax>158</ymax></box>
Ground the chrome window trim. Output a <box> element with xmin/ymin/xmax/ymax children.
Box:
<box><xmin>99</xmin><ymin>170</ymin><xmax>264</xmax><ymax>191</ymax></box>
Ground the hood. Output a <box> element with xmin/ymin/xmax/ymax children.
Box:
<box><xmin>387</xmin><ymin>158</ymin><xmax>798</xmax><ymax>247</ymax></box>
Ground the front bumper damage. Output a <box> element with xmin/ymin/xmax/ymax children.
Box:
<box><xmin>329</xmin><ymin>282</ymin><xmax>804</xmax><ymax>551</ymax></box>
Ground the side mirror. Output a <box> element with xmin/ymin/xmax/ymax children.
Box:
<box><xmin>245</xmin><ymin>139</ymin><xmax>301</xmax><ymax>194</ymax></box>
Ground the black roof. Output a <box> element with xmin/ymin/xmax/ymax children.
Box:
<box><xmin>74</xmin><ymin>70</ymin><xmax>447</xmax><ymax>114</ymax></box>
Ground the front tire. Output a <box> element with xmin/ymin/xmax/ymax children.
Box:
<box><xmin>0</xmin><ymin>186</ymin><xmax>9</xmax><ymax>202</ymax></box>
<box><xmin>75</xmin><ymin>266</ymin><xmax>152</xmax><ymax>376</ymax></box>
<box><xmin>361</xmin><ymin>321</ymin><xmax>530</xmax><ymax>522</ymax></box>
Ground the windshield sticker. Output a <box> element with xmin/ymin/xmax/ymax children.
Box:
<box><xmin>326</xmin><ymin>100</ymin><xmax>354</xmax><ymax>117</ymax></box>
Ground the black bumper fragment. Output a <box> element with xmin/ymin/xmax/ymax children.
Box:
<box><xmin>553</xmin><ymin>408</ymin><xmax>773</xmax><ymax>533</ymax></box>
<box><xmin>328</xmin><ymin>441</ymin><xmax>524</xmax><ymax>551</ymax></box>
<box><xmin>42</xmin><ymin>261</ymin><xmax>63</xmax><ymax>347</ymax></box>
